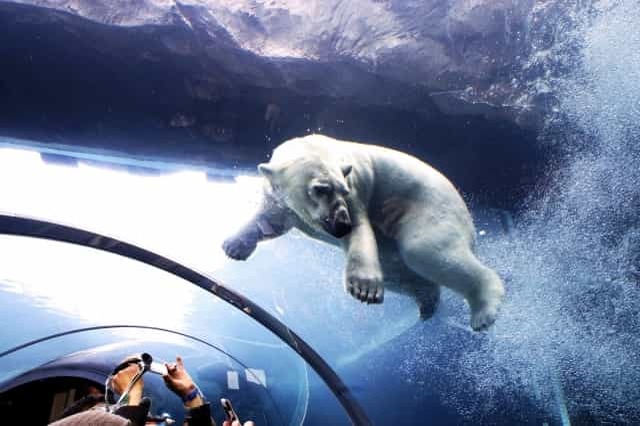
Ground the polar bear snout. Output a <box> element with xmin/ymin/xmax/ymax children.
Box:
<box><xmin>324</xmin><ymin>206</ymin><xmax>352</xmax><ymax>238</ymax></box>
<box><xmin>333</xmin><ymin>213</ymin><xmax>352</xmax><ymax>238</ymax></box>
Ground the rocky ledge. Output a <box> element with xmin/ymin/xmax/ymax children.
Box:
<box><xmin>0</xmin><ymin>0</ymin><xmax>580</xmax><ymax>207</ymax></box>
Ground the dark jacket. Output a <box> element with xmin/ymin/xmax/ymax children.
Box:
<box><xmin>49</xmin><ymin>401</ymin><xmax>215</xmax><ymax>426</ymax></box>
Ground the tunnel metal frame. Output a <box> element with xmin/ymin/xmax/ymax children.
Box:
<box><xmin>0</xmin><ymin>212</ymin><xmax>371</xmax><ymax>426</ymax></box>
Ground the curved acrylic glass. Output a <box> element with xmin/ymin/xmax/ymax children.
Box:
<box><xmin>0</xmin><ymin>234</ymin><xmax>350</xmax><ymax>425</ymax></box>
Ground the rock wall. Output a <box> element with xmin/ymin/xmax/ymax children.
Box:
<box><xmin>0</xmin><ymin>0</ymin><xmax>580</xmax><ymax>208</ymax></box>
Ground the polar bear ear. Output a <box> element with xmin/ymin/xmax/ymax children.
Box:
<box><xmin>258</xmin><ymin>163</ymin><xmax>275</xmax><ymax>179</ymax></box>
<box><xmin>341</xmin><ymin>164</ymin><xmax>353</xmax><ymax>177</ymax></box>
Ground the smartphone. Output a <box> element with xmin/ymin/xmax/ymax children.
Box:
<box><xmin>139</xmin><ymin>353</ymin><xmax>168</xmax><ymax>376</ymax></box>
<box><xmin>148</xmin><ymin>361</ymin><xmax>168</xmax><ymax>376</ymax></box>
<box><xmin>220</xmin><ymin>398</ymin><xmax>240</xmax><ymax>423</ymax></box>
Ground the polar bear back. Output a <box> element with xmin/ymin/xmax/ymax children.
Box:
<box><xmin>272</xmin><ymin>135</ymin><xmax>473</xmax><ymax>233</ymax></box>
<box><xmin>273</xmin><ymin>135</ymin><xmax>454</xmax><ymax>191</ymax></box>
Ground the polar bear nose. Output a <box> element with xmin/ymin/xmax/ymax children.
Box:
<box><xmin>332</xmin><ymin>208</ymin><xmax>352</xmax><ymax>238</ymax></box>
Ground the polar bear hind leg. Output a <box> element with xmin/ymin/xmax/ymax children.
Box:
<box><xmin>384</xmin><ymin>265</ymin><xmax>441</xmax><ymax>320</ymax></box>
<box><xmin>414</xmin><ymin>282</ymin><xmax>441</xmax><ymax>320</ymax></box>
<box><xmin>398</xmin><ymin>236</ymin><xmax>504</xmax><ymax>331</ymax></box>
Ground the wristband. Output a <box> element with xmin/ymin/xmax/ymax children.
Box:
<box><xmin>182</xmin><ymin>386</ymin><xmax>203</xmax><ymax>404</ymax></box>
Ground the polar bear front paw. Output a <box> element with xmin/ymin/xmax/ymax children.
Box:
<box><xmin>222</xmin><ymin>234</ymin><xmax>258</xmax><ymax>261</ymax></box>
<box><xmin>345</xmin><ymin>268</ymin><xmax>384</xmax><ymax>304</ymax></box>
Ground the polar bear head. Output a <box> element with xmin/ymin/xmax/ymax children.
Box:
<box><xmin>258</xmin><ymin>155</ymin><xmax>353</xmax><ymax>238</ymax></box>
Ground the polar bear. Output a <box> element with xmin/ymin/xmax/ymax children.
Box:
<box><xmin>223</xmin><ymin>134</ymin><xmax>505</xmax><ymax>331</ymax></box>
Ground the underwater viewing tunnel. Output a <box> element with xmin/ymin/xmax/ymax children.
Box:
<box><xmin>2</xmin><ymin>0</ymin><xmax>640</xmax><ymax>425</ymax></box>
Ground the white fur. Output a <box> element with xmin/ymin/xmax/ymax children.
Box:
<box><xmin>223</xmin><ymin>134</ymin><xmax>505</xmax><ymax>330</ymax></box>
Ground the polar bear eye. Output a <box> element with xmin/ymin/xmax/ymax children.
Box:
<box><xmin>311</xmin><ymin>183</ymin><xmax>332</xmax><ymax>197</ymax></box>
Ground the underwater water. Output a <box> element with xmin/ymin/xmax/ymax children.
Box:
<box><xmin>221</xmin><ymin>2</ymin><xmax>640</xmax><ymax>423</ymax></box>
<box><xmin>1</xmin><ymin>0</ymin><xmax>640</xmax><ymax>425</ymax></box>
<box><xmin>392</xmin><ymin>1</ymin><xmax>640</xmax><ymax>424</ymax></box>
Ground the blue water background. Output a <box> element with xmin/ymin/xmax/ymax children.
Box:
<box><xmin>1</xmin><ymin>0</ymin><xmax>640</xmax><ymax>424</ymax></box>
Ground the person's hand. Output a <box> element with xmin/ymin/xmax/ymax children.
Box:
<box><xmin>163</xmin><ymin>356</ymin><xmax>203</xmax><ymax>408</ymax></box>
<box><xmin>222</xmin><ymin>421</ymin><xmax>255</xmax><ymax>426</ymax></box>
<box><xmin>111</xmin><ymin>360</ymin><xmax>143</xmax><ymax>405</ymax></box>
